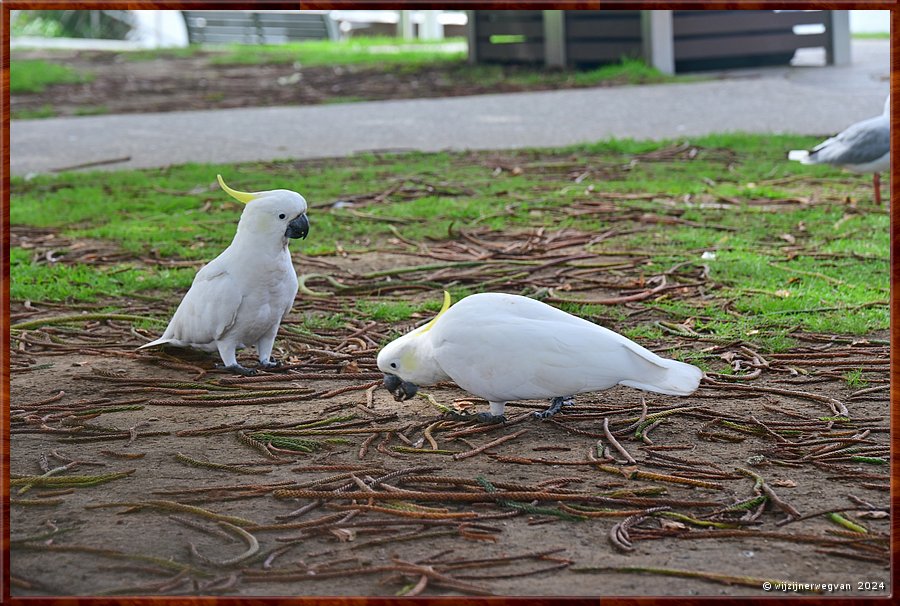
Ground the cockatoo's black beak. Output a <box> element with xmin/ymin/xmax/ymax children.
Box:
<box><xmin>383</xmin><ymin>374</ymin><xmax>418</xmax><ymax>401</ymax></box>
<box><xmin>286</xmin><ymin>214</ymin><xmax>309</xmax><ymax>239</ymax></box>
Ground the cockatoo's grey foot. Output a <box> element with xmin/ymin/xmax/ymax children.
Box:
<box><xmin>258</xmin><ymin>358</ymin><xmax>282</xmax><ymax>370</ymax></box>
<box><xmin>533</xmin><ymin>395</ymin><xmax>576</xmax><ymax>419</ymax></box>
<box><xmin>216</xmin><ymin>362</ymin><xmax>258</xmax><ymax>376</ymax></box>
<box><xmin>475</xmin><ymin>412</ymin><xmax>507</xmax><ymax>424</ymax></box>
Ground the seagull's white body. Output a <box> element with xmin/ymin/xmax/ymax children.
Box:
<box><xmin>139</xmin><ymin>177</ymin><xmax>309</xmax><ymax>373</ymax></box>
<box><xmin>788</xmin><ymin>95</ymin><xmax>890</xmax><ymax>202</ymax></box>
<box><xmin>378</xmin><ymin>293</ymin><xmax>703</xmax><ymax>418</ymax></box>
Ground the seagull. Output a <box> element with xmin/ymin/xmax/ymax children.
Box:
<box><xmin>788</xmin><ymin>95</ymin><xmax>890</xmax><ymax>204</ymax></box>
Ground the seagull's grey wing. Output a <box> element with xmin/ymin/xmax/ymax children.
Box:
<box><xmin>809</xmin><ymin>116</ymin><xmax>890</xmax><ymax>166</ymax></box>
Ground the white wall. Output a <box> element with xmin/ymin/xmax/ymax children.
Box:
<box><xmin>129</xmin><ymin>10</ymin><xmax>188</xmax><ymax>47</ymax></box>
<box><xmin>849</xmin><ymin>10</ymin><xmax>889</xmax><ymax>33</ymax></box>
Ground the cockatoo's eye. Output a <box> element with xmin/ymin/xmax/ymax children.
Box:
<box><xmin>278</xmin><ymin>213</ymin><xmax>286</xmax><ymax>220</ymax></box>
<box><xmin>390</xmin><ymin>362</ymin><xmax>398</xmax><ymax>369</ymax></box>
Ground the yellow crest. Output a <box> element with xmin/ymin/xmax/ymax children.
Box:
<box><xmin>418</xmin><ymin>291</ymin><xmax>452</xmax><ymax>335</ymax></box>
<box><xmin>217</xmin><ymin>174</ymin><xmax>258</xmax><ymax>205</ymax></box>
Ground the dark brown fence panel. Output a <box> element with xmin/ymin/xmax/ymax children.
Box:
<box><xmin>473</xmin><ymin>10</ymin><xmax>545</xmax><ymax>64</ymax></box>
<box><xmin>673</xmin><ymin>10</ymin><xmax>829</xmax><ymax>71</ymax></box>
<box><xmin>470</xmin><ymin>10</ymin><xmax>835</xmax><ymax>72</ymax></box>
<box><xmin>674</xmin><ymin>10</ymin><xmax>827</xmax><ymax>36</ymax></box>
<box><xmin>676</xmin><ymin>32</ymin><xmax>828</xmax><ymax>60</ymax></box>
<box><xmin>565</xmin><ymin>11</ymin><xmax>642</xmax><ymax>65</ymax></box>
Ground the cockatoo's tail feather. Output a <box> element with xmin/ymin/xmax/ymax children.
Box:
<box><xmin>137</xmin><ymin>336</ymin><xmax>170</xmax><ymax>350</ymax></box>
<box><xmin>619</xmin><ymin>358</ymin><xmax>703</xmax><ymax>396</ymax></box>
<box><xmin>217</xmin><ymin>174</ymin><xmax>259</xmax><ymax>205</ymax></box>
<box><xmin>609</xmin><ymin>337</ymin><xmax>702</xmax><ymax>395</ymax></box>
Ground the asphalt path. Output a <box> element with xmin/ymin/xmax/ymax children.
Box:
<box><xmin>9</xmin><ymin>40</ymin><xmax>889</xmax><ymax>176</ymax></box>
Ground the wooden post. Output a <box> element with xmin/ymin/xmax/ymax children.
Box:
<box><xmin>421</xmin><ymin>10</ymin><xmax>442</xmax><ymax>40</ymax></box>
<box><xmin>398</xmin><ymin>10</ymin><xmax>414</xmax><ymax>40</ymax></box>
<box><xmin>543</xmin><ymin>10</ymin><xmax>566</xmax><ymax>67</ymax></box>
<box><xmin>466</xmin><ymin>10</ymin><xmax>477</xmax><ymax>64</ymax></box>
<box><xmin>252</xmin><ymin>12</ymin><xmax>263</xmax><ymax>44</ymax></box>
<box><xmin>641</xmin><ymin>10</ymin><xmax>675</xmax><ymax>75</ymax></box>
<box><xmin>826</xmin><ymin>10</ymin><xmax>851</xmax><ymax>66</ymax></box>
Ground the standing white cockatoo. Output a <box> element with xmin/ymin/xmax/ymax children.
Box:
<box><xmin>788</xmin><ymin>95</ymin><xmax>890</xmax><ymax>204</ymax></box>
<box><xmin>139</xmin><ymin>175</ymin><xmax>309</xmax><ymax>375</ymax></box>
<box><xmin>377</xmin><ymin>292</ymin><xmax>703</xmax><ymax>422</ymax></box>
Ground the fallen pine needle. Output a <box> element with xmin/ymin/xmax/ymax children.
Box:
<box><xmin>85</xmin><ymin>500</ymin><xmax>257</xmax><ymax>527</ymax></box>
<box><xmin>571</xmin><ymin>566</ymin><xmax>815</xmax><ymax>592</ymax></box>
<box><xmin>190</xmin><ymin>521</ymin><xmax>260</xmax><ymax>566</ymax></box>
<box><xmin>826</xmin><ymin>513</ymin><xmax>868</xmax><ymax>534</ymax></box>
<box><xmin>453</xmin><ymin>429</ymin><xmax>529</xmax><ymax>460</ymax></box>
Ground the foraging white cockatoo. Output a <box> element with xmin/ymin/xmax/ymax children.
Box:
<box><xmin>139</xmin><ymin>175</ymin><xmax>309</xmax><ymax>375</ymax></box>
<box><xmin>377</xmin><ymin>292</ymin><xmax>703</xmax><ymax>422</ymax></box>
<box><xmin>788</xmin><ymin>95</ymin><xmax>890</xmax><ymax>204</ymax></box>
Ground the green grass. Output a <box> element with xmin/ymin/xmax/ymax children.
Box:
<box><xmin>852</xmin><ymin>32</ymin><xmax>889</xmax><ymax>39</ymax></box>
<box><xmin>11</xmin><ymin>13</ymin><xmax>64</xmax><ymax>37</ymax></box>
<box><xmin>214</xmin><ymin>36</ymin><xmax>466</xmax><ymax>66</ymax></box>
<box><xmin>12</xmin><ymin>105</ymin><xmax>57</xmax><ymax>120</ymax></box>
<box><xmin>73</xmin><ymin>105</ymin><xmax>108</xmax><ymax>116</ymax></box>
<box><xmin>322</xmin><ymin>96</ymin><xmax>369</xmax><ymax>105</ymax></box>
<box><xmin>296</xmin><ymin>312</ymin><xmax>346</xmax><ymax>331</ymax></box>
<box><xmin>10</xmin><ymin>248</ymin><xmax>195</xmax><ymax>302</ymax></box>
<box><xmin>118</xmin><ymin>46</ymin><xmax>203</xmax><ymax>61</ymax></box>
<box><xmin>118</xmin><ymin>41</ymin><xmax>687</xmax><ymax>93</ymax></box>
<box><xmin>120</xmin><ymin>37</ymin><xmax>467</xmax><ymax>67</ymax></box>
<box><xmin>572</xmin><ymin>57</ymin><xmax>689</xmax><ymax>86</ymax></box>
<box><xmin>354</xmin><ymin>296</ymin><xmax>447</xmax><ymax>323</ymax></box>
<box><xmin>9</xmin><ymin>133</ymin><xmax>888</xmax><ymax>348</ymax></box>
<box><xmin>10</xmin><ymin>59</ymin><xmax>92</xmax><ymax>93</ymax></box>
<box><xmin>463</xmin><ymin>57</ymin><xmax>692</xmax><ymax>89</ymax></box>
<box><xmin>356</xmin><ymin>300</ymin><xmax>418</xmax><ymax>323</ymax></box>
<box><xmin>114</xmin><ymin>40</ymin><xmax>686</xmax><ymax>92</ymax></box>
<box><xmin>14</xmin><ymin>43</ymin><xmax>692</xmax><ymax>122</ymax></box>
<box><xmin>119</xmin><ymin>40</ymin><xmax>688</xmax><ymax>96</ymax></box>
<box><xmin>843</xmin><ymin>369</ymin><xmax>868</xmax><ymax>389</ymax></box>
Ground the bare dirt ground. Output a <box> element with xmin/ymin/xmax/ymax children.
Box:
<box><xmin>8</xmin><ymin>215</ymin><xmax>891</xmax><ymax>597</ymax></box>
<box><xmin>9</xmin><ymin>48</ymin><xmax>661</xmax><ymax>118</ymax></box>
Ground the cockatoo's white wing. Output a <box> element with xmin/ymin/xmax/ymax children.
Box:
<box><xmin>140</xmin><ymin>260</ymin><xmax>243</xmax><ymax>349</ymax></box>
<box><xmin>280</xmin><ymin>272</ymin><xmax>298</xmax><ymax>320</ymax></box>
<box><xmin>428</xmin><ymin>293</ymin><xmax>701</xmax><ymax>402</ymax></box>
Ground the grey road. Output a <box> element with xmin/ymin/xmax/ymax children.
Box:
<box><xmin>10</xmin><ymin>40</ymin><xmax>889</xmax><ymax>176</ymax></box>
